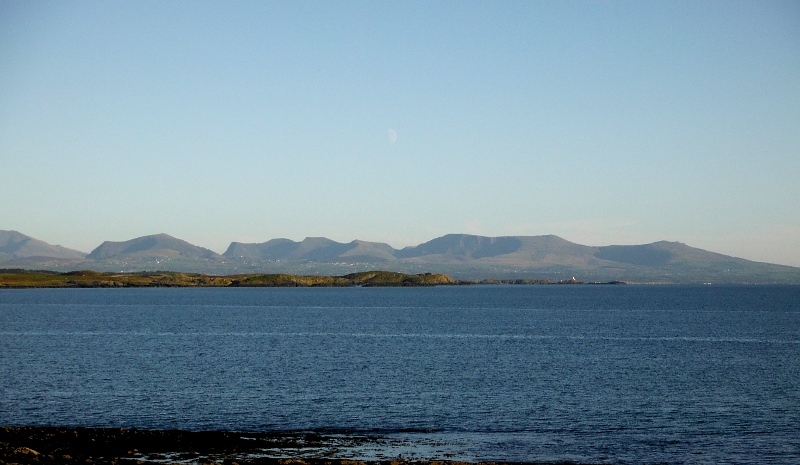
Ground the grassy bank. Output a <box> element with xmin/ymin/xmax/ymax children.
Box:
<box><xmin>0</xmin><ymin>269</ymin><xmax>462</xmax><ymax>288</ymax></box>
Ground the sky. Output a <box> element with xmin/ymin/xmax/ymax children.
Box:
<box><xmin>1</xmin><ymin>1</ymin><xmax>799</xmax><ymax>266</ymax></box>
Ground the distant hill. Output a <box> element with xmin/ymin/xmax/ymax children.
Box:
<box><xmin>87</xmin><ymin>233</ymin><xmax>221</xmax><ymax>260</ymax></box>
<box><xmin>396</xmin><ymin>234</ymin><xmax>525</xmax><ymax>260</ymax></box>
<box><xmin>0</xmin><ymin>230</ymin><xmax>86</xmax><ymax>261</ymax></box>
<box><xmin>2</xmin><ymin>230</ymin><xmax>799</xmax><ymax>283</ymax></box>
<box><xmin>224</xmin><ymin>237</ymin><xmax>397</xmax><ymax>262</ymax></box>
<box><xmin>222</xmin><ymin>233</ymin><xmax>800</xmax><ymax>283</ymax></box>
<box><xmin>397</xmin><ymin>234</ymin><xmax>596</xmax><ymax>265</ymax></box>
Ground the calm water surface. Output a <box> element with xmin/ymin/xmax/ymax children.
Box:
<box><xmin>1</xmin><ymin>285</ymin><xmax>799</xmax><ymax>464</ymax></box>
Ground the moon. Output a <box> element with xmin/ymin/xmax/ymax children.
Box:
<box><xmin>388</xmin><ymin>129</ymin><xmax>397</xmax><ymax>144</ymax></box>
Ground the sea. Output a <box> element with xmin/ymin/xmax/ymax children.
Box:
<box><xmin>1</xmin><ymin>285</ymin><xmax>798</xmax><ymax>464</ymax></box>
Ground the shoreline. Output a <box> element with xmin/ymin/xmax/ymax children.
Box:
<box><xmin>0</xmin><ymin>270</ymin><xmax>464</xmax><ymax>289</ymax></box>
<box><xmin>0</xmin><ymin>426</ymin><xmax>600</xmax><ymax>465</ymax></box>
<box><xmin>0</xmin><ymin>269</ymin><xmax>624</xmax><ymax>288</ymax></box>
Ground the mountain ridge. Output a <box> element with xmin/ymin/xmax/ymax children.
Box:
<box><xmin>1</xmin><ymin>230</ymin><xmax>798</xmax><ymax>284</ymax></box>
<box><xmin>0</xmin><ymin>230</ymin><xmax>87</xmax><ymax>261</ymax></box>
<box><xmin>87</xmin><ymin>233</ymin><xmax>220</xmax><ymax>260</ymax></box>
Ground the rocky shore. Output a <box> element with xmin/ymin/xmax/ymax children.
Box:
<box><xmin>0</xmin><ymin>427</ymin><xmax>596</xmax><ymax>465</ymax></box>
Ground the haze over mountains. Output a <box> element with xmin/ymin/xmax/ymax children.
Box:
<box><xmin>0</xmin><ymin>230</ymin><xmax>87</xmax><ymax>261</ymax></box>
<box><xmin>1</xmin><ymin>229</ymin><xmax>799</xmax><ymax>284</ymax></box>
<box><xmin>87</xmin><ymin>234</ymin><xmax>219</xmax><ymax>261</ymax></box>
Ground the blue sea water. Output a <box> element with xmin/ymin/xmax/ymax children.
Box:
<box><xmin>1</xmin><ymin>285</ymin><xmax>798</xmax><ymax>464</ymax></box>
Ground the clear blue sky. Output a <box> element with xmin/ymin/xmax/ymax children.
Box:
<box><xmin>2</xmin><ymin>1</ymin><xmax>799</xmax><ymax>266</ymax></box>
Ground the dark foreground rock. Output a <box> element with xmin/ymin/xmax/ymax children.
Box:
<box><xmin>0</xmin><ymin>427</ymin><xmax>600</xmax><ymax>465</ymax></box>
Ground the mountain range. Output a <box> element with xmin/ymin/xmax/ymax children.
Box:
<box><xmin>2</xmin><ymin>229</ymin><xmax>799</xmax><ymax>284</ymax></box>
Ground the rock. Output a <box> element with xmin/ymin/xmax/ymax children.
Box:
<box><xmin>14</xmin><ymin>446</ymin><xmax>40</xmax><ymax>455</ymax></box>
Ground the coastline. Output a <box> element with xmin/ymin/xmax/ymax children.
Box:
<box><xmin>0</xmin><ymin>427</ymin><xmax>599</xmax><ymax>465</ymax></box>
<box><xmin>0</xmin><ymin>270</ymin><xmax>464</xmax><ymax>288</ymax></box>
<box><xmin>0</xmin><ymin>270</ymin><xmax>621</xmax><ymax>288</ymax></box>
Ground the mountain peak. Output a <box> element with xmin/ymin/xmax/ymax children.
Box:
<box><xmin>396</xmin><ymin>234</ymin><xmax>525</xmax><ymax>259</ymax></box>
<box><xmin>0</xmin><ymin>230</ymin><xmax>86</xmax><ymax>260</ymax></box>
<box><xmin>86</xmin><ymin>234</ymin><xmax>220</xmax><ymax>260</ymax></box>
